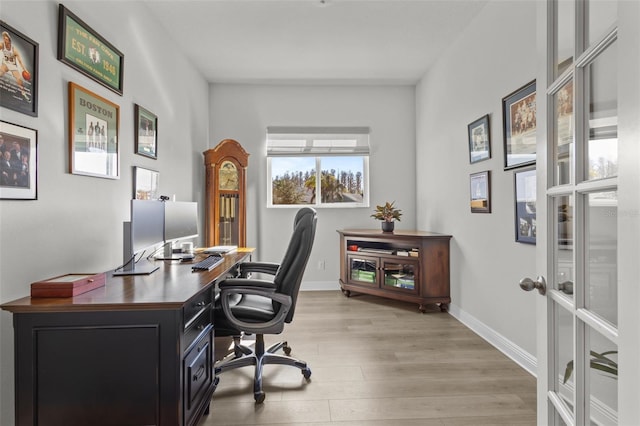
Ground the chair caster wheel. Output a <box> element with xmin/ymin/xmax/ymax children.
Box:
<box><xmin>254</xmin><ymin>391</ymin><xmax>265</xmax><ymax>404</ymax></box>
<box><xmin>283</xmin><ymin>345</ymin><xmax>291</xmax><ymax>356</ymax></box>
<box><xmin>302</xmin><ymin>368</ymin><xmax>312</xmax><ymax>380</ymax></box>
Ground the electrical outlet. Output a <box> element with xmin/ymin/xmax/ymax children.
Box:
<box><xmin>317</xmin><ymin>260</ymin><xmax>326</xmax><ymax>270</ymax></box>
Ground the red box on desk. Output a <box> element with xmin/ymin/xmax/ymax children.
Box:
<box><xmin>30</xmin><ymin>273</ymin><xmax>106</xmax><ymax>298</ymax></box>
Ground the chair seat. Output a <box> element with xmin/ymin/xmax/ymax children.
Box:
<box><xmin>214</xmin><ymin>293</ymin><xmax>276</xmax><ymax>335</ymax></box>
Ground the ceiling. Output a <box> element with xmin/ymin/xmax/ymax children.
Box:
<box><xmin>145</xmin><ymin>0</ymin><xmax>489</xmax><ymax>85</ymax></box>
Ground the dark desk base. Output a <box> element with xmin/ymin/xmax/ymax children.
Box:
<box><xmin>3</xmin><ymin>250</ymin><xmax>253</xmax><ymax>426</ymax></box>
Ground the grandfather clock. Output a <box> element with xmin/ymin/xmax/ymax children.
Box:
<box><xmin>203</xmin><ymin>139</ymin><xmax>249</xmax><ymax>247</ymax></box>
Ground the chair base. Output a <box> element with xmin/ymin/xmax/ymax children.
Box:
<box><xmin>214</xmin><ymin>334</ymin><xmax>311</xmax><ymax>403</ymax></box>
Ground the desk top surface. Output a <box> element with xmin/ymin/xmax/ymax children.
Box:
<box><xmin>1</xmin><ymin>249</ymin><xmax>254</xmax><ymax>314</ymax></box>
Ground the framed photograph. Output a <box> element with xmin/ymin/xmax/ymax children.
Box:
<box><xmin>0</xmin><ymin>120</ymin><xmax>37</xmax><ymax>200</ymax></box>
<box><xmin>57</xmin><ymin>4</ymin><xmax>124</xmax><ymax>95</ymax></box>
<box><xmin>467</xmin><ymin>114</ymin><xmax>491</xmax><ymax>163</ymax></box>
<box><xmin>68</xmin><ymin>82</ymin><xmax>119</xmax><ymax>179</ymax></box>
<box><xmin>514</xmin><ymin>167</ymin><xmax>536</xmax><ymax>244</ymax></box>
<box><xmin>470</xmin><ymin>171</ymin><xmax>490</xmax><ymax>213</ymax></box>
<box><xmin>502</xmin><ymin>80</ymin><xmax>536</xmax><ymax>170</ymax></box>
<box><xmin>134</xmin><ymin>166</ymin><xmax>159</xmax><ymax>200</ymax></box>
<box><xmin>0</xmin><ymin>21</ymin><xmax>38</xmax><ymax>116</ymax></box>
<box><xmin>135</xmin><ymin>104</ymin><xmax>158</xmax><ymax>159</ymax></box>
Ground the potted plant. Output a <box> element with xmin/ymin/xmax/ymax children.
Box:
<box><xmin>371</xmin><ymin>201</ymin><xmax>402</xmax><ymax>232</ymax></box>
<box><xmin>563</xmin><ymin>350</ymin><xmax>618</xmax><ymax>384</ymax></box>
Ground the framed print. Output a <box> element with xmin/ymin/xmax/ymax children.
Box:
<box><xmin>0</xmin><ymin>21</ymin><xmax>38</xmax><ymax>116</ymax></box>
<box><xmin>502</xmin><ymin>80</ymin><xmax>536</xmax><ymax>170</ymax></box>
<box><xmin>467</xmin><ymin>114</ymin><xmax>491</xmax><ymax>163</ymax></box>
<box><xmin>514</xmin><ymin>167</ymin><xmax>536</xmax><ymax>244</ymax></box>
<box><xmin>134</xmin><ymin>166</ymin><xmax>159</xmax><ymax>200</ymax></box>
<box><xmin>470</xmin><ymin>171</ymin><xmax>490</xmax><ymax>213</ymax></box>
<box><xmin>0</xmin><ymin>120</ymin><xmax>37</xmax><ymax>200</ymax></box>
<box><xmin>57</xmin><ymin>5</ymin><xmax>124</xmax><ymax>95</ymax></box>
<box><xmin>68</xmin><ymin>82</ymin><xmax>119</xmax><ymax>179</ymax></box>
<box><xmin>134</xmin><ymin>104</ymin><xmax>157</xmax><ymax>159</ymax></box>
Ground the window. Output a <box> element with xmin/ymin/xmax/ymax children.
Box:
<box><xmin>267</xmin><ymin>127</ymin><xmax>370</xmax><ymax>208</ymax></box>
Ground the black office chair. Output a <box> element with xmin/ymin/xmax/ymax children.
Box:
<box><xmin>213</xmin><ymin>207</ymin><xmax>317</xmax><ymax>403</ymax></box>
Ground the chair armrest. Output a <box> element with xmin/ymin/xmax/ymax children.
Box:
<box><xmin>219</xmin><ymin>286</ymin><xmax>292</xmax><ymax>335</ymax></box>
<box><xmin>238</xmin><ymin>262</ymin><xmax>280</xmax><ymax>277</ymax></box>
<box><xmin>218</xmin><ymin>278</ymin><xmax>276</xmax><ymax>290</ymax></box>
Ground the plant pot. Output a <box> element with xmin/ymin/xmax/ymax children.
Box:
<box><xmin>381</xmin><ymin>221</ymin><xmax>394</xmax><ymax>233</ymax></box>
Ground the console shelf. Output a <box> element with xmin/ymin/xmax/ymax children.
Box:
<box><xmin>337</xmin><ymin>229</ymin><xmax>452</xmax><ymax>313</ymax></box>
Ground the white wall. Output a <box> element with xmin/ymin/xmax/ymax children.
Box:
<box><xmin>0</xmin><ymin>2</ymin><xmax>210</xmax><ymax>424</ymax></box>
<box><xmin>209</xmin><ymin>84</ymin><xmax>416</xmax><ymax>287</ymax></box>
<box><xmin>416</xmin><ymin>1</ymin><xmax>538</xmax><ymax>360</ymax></box>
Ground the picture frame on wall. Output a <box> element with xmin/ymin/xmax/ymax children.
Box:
<box><xmin>514</xmin><ymin>166</ymin><xmax>536</xmax><ymax>244</ymax></box>
<box><xmin>467</xmin><ymin>114</ymin><xmax>491</xmax><ymax>163</ymax></box>
<box><xmin>134</xmin><ymin>104</ymin><xmax>158</xmax><ymax>159</ymax></box>
<box><xmin>502</xmin><ymin>80</ymin><xmax>536</xmax><ymax>170</ymax></box>
<box><xmin>134</xmin><ymin>166</ymin><xmax>159</xmax><ymax>200</ymax></box>
<box><xmin>470</xmin><ymin>170</ymin><xmax>491</xmax><ymax>213</ymax></box>
<box><xmin>0</xmin><ymin>120</ymin><xmax>37</xmax><ymax>200</ymax></box>
<box><xmin>0</xmin><ymin>20</ymin><xmax>39</xmax><ymax>116</ymax></box>
<box><xmin>68</xmin><ymin>82</ymin><xmax>119</xmax><ymax>179</ymax></box>
<box><xmin>57</xmin><ymin>4</ymin><xmax>124</xmax><ymax>95</ymax></box>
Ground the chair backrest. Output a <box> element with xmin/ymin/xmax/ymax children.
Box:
<box><xmin>273</xmin><ymin>207</ymin><xmax>317</xmax><ymax>323</ymax></box>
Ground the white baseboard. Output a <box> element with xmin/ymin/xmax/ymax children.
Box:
<box><xmin>447</xmin><ymin>303</ymin><xmax>537</xmax><ymax>377</ymax></box>
<box><xmin>300</xmin><ymin>281</ymin><xmax>340</xmax><ymax>291</ymax></box>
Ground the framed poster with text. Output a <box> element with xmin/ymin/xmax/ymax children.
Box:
<box><xmin>57</xmin><ymin>5</ymin><xmax>124</xmax><ymax>95</ymax></box>
<box><xmin>68</xmin><ymin>82</ymin><xmax>119</xmax><ymax>179</ymax></box>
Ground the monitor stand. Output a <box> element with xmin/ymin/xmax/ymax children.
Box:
<box><xmin>113</xmin><ymin>259</ymin><xmax>159</xmax><ymax>276</ymax></box>
<box><xmin>113</xmin><ymin>222</ymin><xmax>161</xmax><ymax>276</ymax></box>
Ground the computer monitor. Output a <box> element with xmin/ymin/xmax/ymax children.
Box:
<box><xmin>158</xmin><ymin>201</ymin><xmax>199</xmax><ymax>259</ymax></box>
<box><xmin>114</xmin><ymin>199</ymin><xmax>164</xmax><ymax>276</ymax></box>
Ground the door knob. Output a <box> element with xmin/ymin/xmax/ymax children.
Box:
<box><xmin>519</xmin><ymin>276</ymin><xmax>547</xmax><ymax>295</ymax></box>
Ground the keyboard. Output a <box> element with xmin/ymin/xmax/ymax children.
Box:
<box><xmin>191</xmin><ymin>255</ymin><xmax>224</xmax><ymax>271</ymax></box>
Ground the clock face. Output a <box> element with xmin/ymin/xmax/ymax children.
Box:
<box><xmin>219</xmin><ymin>160</ymin><xmax>239</xmax><ymax>191</ymax></box>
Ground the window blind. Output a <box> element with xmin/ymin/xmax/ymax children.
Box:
<box><xmin>266</xmin><ymin>127</ymin><xmax>370</xmax><ymax>156</ymax></box>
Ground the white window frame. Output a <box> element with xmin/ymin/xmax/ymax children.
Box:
<box><xmin>266</xmin><ymin>127</ymin><xmax>370</xmax><ymax>209</ymax></box>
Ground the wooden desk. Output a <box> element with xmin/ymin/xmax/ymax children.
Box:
<box><xmin>1</xmin><ymin>249</ymin><xmax>253</xmax><ymax>426</ymax></box>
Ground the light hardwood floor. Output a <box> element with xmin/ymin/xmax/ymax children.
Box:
<box><xmin>201</xmin><ymin>291</ymin><xmax>536</xmax><ymax>425</ymax></box>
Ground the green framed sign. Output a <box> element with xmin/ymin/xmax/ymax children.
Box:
<box><xmin>57</xmin><ymin>4</ymin><xmax>124</xmax><ymax>95</ymax></box>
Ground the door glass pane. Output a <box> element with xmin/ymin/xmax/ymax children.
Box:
<box><xmin>587</xmin><ymin>327</ymin><xmax>618</xmax><ymax>425</ymax></box>
<box><xmin>349</xmin><ymin>257</ymin><xmax>376</xmax><ymax>284</ymax></box>
<box><xmin>555</xmin><ymin>0</ymin><xmax>574</xmax><ymax>77</ymax></box>
<box><xmin>588</xmin><ymin>0</ymin><xmax>617</xmax><ymax>45</ymax></box>
<box><xmin>555</xmin><ymin>304</ymin><xmax>574</xmax><ymax>413</ymax></box>
<box><xmin>382</xmin><ymin>262</ymin><xmax>415</xmax><ymax>291</ymax></box>
<box><xmin>587</xmin><ymin>42</ymin><xmax>618</xmax><ymax>181</ymax></box>
<box><xmin>555</xmin><ymin>195</ymin><xmax>574</xmax><ymax>299</ymax></box>
<box><xmin>585</xmin><ymin>191</ymin><xmax>617</xmax><ymax>326</ymax></box>
<box><xmin>554</xmin><ymin>80</ymin><xmax>574</xmax><ymax>185</ymax></box>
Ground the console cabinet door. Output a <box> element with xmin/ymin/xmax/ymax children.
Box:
<box><xmin>380</xmin><ymin>257</ymin><xmax>420</xmax><ymax>295</ymax></box>
<box><xmin>347</xmin><ymin>254</ymin><xmax>379</xmax><ymax>287</ymax></box>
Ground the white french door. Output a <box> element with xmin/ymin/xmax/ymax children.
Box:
<box><xmin>531</xmin><ymin>1</ymin><xmax>640</xmax><ymax>425</ymax></box>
